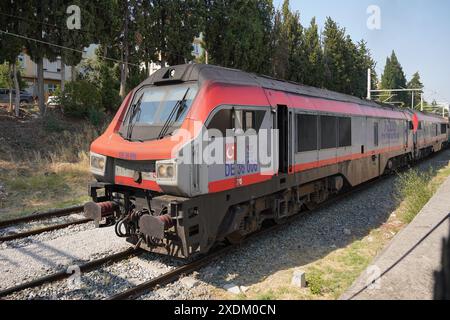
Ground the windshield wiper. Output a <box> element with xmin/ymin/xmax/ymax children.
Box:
<box><xmin>157</xmin><ymin>88</ymin><xmax>190</xmax><ymax>140</ymax></box>
<box><xmin>125</xmin><ymin>93</ymin><xmax>144</xmax><ymax>140</ymax></box>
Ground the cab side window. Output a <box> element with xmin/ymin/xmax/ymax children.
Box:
<box><xmin>207</xmin><ymin>108</ymin><xmax>266</xmax><ymax>135</ymax></box>
<box><xmin>207</xmin><ymin>109</ymin><xmax>232</xmax><ymax>136</ymax></box>
<box><xmin>232</xmin><ymin>109</ymin><xmax>265</xmax><ymax>132</ymax></box>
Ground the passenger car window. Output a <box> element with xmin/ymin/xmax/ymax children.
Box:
<box><xmin>338</xmin><ymin>117</ymin><xmax>352</xmax><ymax>147</ymax></box>
<box><xmin>374</xmin><ymin>122</ymin><xmax>379</xmax><ymax>146</ymax></box>
<box><xmin>297</xmin><ymin>114</ymin><xmax>318</xmax><ymax>152</ymax></box>
<box><xmin>320</xmin><ymin>116</ymin><xmax>337</xmax><ymax>149</ymax></box>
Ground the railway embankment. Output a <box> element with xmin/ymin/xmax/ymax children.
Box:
<box><xmin>342</xmin><ymin>172</ymin><xmax>450</xmax><ymax>300</ymax></box>
<box><xmin>194</xmin><ymin>149</ymin><xmax>450</xmax><ymax>300</ymax></box>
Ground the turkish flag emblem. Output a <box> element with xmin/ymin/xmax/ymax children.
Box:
<box><xmin>412</xmin><ymin>114</ymin><xmax>419</xmax><ymax>133</ymax></box>
<box><xmin>226</xmin><ymin>143</ymin><xmax>236</xmax><ymax>163</ymax></box>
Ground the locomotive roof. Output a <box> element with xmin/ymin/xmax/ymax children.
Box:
<box><xmin>141</xmin><ymin>64</ymin><xmax>447</xmax><ymax>122</ymax></box>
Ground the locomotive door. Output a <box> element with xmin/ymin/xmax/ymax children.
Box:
<box><xmin>277</xmin><ymin>105</ymin><xmax>292</xmax><ymax>174</ymax></box>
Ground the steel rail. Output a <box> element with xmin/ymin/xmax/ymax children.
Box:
<box><xmin>0</xmin><ymin>218</ymin><xmax>92</xmax><ymax>242</ymax></box>
<box><xmin>0</xmin><ymin>248</ymin><xmax>142</xmax><ymax>298</ymax></box>
<box><xmin>0</xmin><ymin>205</ymin><xmax>85</xmax><ymax>228</ymax></box>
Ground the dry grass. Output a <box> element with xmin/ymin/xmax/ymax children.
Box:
<box><xmin>0</xmin><ymin>109</ymin><xmax>106</xmax><ymax>221</ymax></box>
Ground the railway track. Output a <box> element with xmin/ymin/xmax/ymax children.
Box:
<box><xmin>0</xmin><ymin>152</ymin><xmax>444</xmax><ymax>300</ymax></box>
<box><xmin>0</xmin><ymin>248</ymin><xmax>141</xmax><ymax>298</ymax></box>
<box><xmin>0</xmin><ymin>205</ymin><xmax>89</xmax><ymax>242</ymax></box>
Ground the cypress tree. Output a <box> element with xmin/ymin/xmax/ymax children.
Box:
<box><xmin>381</xmin><ymin>50</ymin><xmax>408</xmax><ymax>106</ymax></box>
<box><xmin>281</xmin><ymin>0</ymin><xmax>304</xmax><ymax>83</ymax></box>
<box><xmin>302</xmin><ymin>17</ymin><xmax>324</xmax><ymax>88</ymax></box>
<box><xmin>203</xmin><ymin>0</ymin><xmax>274</xmax><ymax>74</ymax></box>
<box><xmin>322</xmin><ymin>17</ymin><xmax>348</xmax><ymax>93</ymax></box>
<box><xmin>407</xmin><ymin>72</ymin><xmax>424</xmax><ymax>109</ymax></box>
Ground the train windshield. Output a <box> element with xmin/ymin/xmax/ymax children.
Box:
<box><xmin>119</xmin><ymin>83</ymin><xmax>198</xmax><ymax>141</ymax></box>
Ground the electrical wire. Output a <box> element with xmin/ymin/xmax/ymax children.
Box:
<box><xmin>0</xmin><ymin>29</ymin><xmax>140</xmax><ymax>67</ymax></box>
<box><xmin>0</xmin><ymin>11</ymin><xmax>194</xmax><ymax>62</ymax></box>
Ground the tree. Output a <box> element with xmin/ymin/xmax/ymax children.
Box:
<box><xmin>302</xmin><ymin>17</ymin><xmax>324</xmax><ymax>88</ymax></box>
<box><xmin>281</xmin><ymin>0</ymin><xmax>304</xmax><ymax>83</ymax></box>
<box><xmin>21</xmin><ymin>1</ymin><xmax>60</xmax><ymax>116</ymax></box>
<box><xmin>134</xmin><ymin>0</ymin><xmax>158</xmax><ymax>76</ymax></box>
<box><xmin>78</xmin><ymin>52</ymin><xmax>121</xmax><ymax>113</ymax></box>
<box><xmin>407</xmin><ymin>72</ymin><xmax>423</xmax><ymax>109</ymax></box>
<box><xmin>54</xmin><ymin>0</ymin><xmax>98</xmax><ymax>93</ymax></box>
<box><xmin>322</xmin><ymin>18</ymin><xmax>378</xmax><ymax>97</ymax></box>
<box><xmin>322</xmin><ymin>17</ymin><xmax>349</xmax><ymax>93</ymax></box>
<box><xmin>0</xmin><ymin>0</ymin><xmax>26</xmax><ymax>116</ymax></box>
<box><xmin>268</xmin><ymin>0</ymin><xmax>304</xmax><ymax>82</ymax></box>
<box><xmin>163</xmin><ymin>0</ymin><xmax>202</xmax><ymax>66</ymax></box>
<box><xmin>203</xmin><ymin>0</ymin><xmax>274</xmax><ymax>74</ymax></box>
<box><xmin>94</xmin><ymin>0</ymin><xmax>134</xmax><ymax>99</ymax></box>
<box><xmin>380</xmin><ymin>51</ymin><xmax>408</xmax><ymax>106</ymax></box>
<box><xmin>270</xmin><ymin>10</ymin><xmax>289</xmax><ymax>79</ymax></box>
<box><xmin>351</xmin><ymin>40</ymin><xmax>377</xmax><ymax>98</ymax></box>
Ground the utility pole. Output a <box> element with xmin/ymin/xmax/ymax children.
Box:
<box><xmin>420</xmin><ymin>93</ymin><xmax>424</xmax><ymax>111</ymax></box>
<box><xmin>367</xmin><ymin>68</ymin><xmax>371</xmax><ymax>100</ymax></box>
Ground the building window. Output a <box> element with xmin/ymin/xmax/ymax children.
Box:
<box><xmin>17</xmin><ymin>54</ymin><xmax>25</xmax><ymax>68</ymax></box>
<box><xmin>47</xmin><ymin>84</ymin><xmax>57</xmax><ymax>94</ymax></box>
<box><xmin>296</xmin><ymin>114</ymin><xmax>318</xmax><ymax>152</ymax></box>
<box><xmin>44</xmin><ymin>60</ymin><xmax>58</xmax><ymax>72</ymax></box>
<box><xmin>320</xmin><ymin>116</ymin><xmax>337</xmax><ymax>149</ymax></box>
<box><xmin>338</xmin><ymin>117</ymin><xmax>352</xmax><ymax>147</ymax></box>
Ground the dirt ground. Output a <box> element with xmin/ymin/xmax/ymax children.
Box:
<box><xmin>0</xmin><ymin>105</ymin><xmax>104</xmax><ymax>220</ymax></box>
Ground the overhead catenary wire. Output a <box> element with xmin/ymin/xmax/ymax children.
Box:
<box><xmin>0</xmin><ymin>11</ymin><xmax>194</xmax><ymax>63</ymax></box>
<box><xmin>0</xmin><ymin>30</ymin><xmax>140</xmax><ymax>67</ymax></box>
<box><xmin>0</xmin><ymin>12</ymin><xmax>93</xmax><ymax>35</ymax></box>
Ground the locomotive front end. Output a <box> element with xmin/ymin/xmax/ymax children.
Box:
<box><xmin>85</xmin><ymin>65</ymin><xmax>208</xmax><ymax>258</ymax></box>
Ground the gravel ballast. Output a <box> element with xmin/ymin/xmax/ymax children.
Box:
<box><xmin>0</xmin><ymin>224</ymin><xmax>130</xmax><ymax>290</ymax></box>
<box><xmin>1</xmin><ymin>214</ymin><xmax>95</xmax><ymax>249</ymax></box>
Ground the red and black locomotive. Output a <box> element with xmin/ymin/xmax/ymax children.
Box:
<box><xmin>86</xmin><ymin>64</ymin><xmax>449</xmax><ymax>258</ymax></box>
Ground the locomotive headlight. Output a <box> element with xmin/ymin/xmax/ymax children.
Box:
<box><xmin>90</xmin><ymin>152</ymin><xmax>107</xmax><ymax>176</ymax></box>
<box><xmin>156</xmin><ymin>161</ymin><xmax>176</xmax><ymax>180</ymax></box>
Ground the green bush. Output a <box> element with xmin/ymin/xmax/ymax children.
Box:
<box><xmin>306</xmin><ymin>269</ymin><xmax>325</xmax><ymax>295</ymax></box>
<box><xmin>395</xmin><ymin>168</ymin><xmax>434</xmax><ymax>223</ymax></box>
<box><xmin>57</xmin><ymin>80</ymin><xmax>104</xmax><ymax>120</ymax></box>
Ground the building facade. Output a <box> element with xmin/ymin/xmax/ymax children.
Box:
<box><xmin>18</xmin><ymin>53</ymin><xmax>73</xmax><ymax>99</ymax></box>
